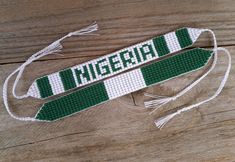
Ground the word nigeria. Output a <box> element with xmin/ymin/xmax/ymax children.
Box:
<box><xmin>72</xmin><ymin>40</ymin><xmax>158</xmax><ymax>84</ymax></box>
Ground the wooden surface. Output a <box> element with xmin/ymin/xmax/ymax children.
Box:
<box><xmin>0</xmin><ymin>0</ymin><xmax>235</xmax><ymax>161</ymax></box>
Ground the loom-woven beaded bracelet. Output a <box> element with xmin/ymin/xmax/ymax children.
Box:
<box><xmin>27</xmin><ymin>26</ymin><xmax>203</xmax><ymax>99</ymax></box>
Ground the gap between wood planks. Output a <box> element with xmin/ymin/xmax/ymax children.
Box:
<box><xmin>1</xmin><ymin>44</ymin><xmax>234</xmax><ymax>66</ymax></box>
<box><xmin>1</xmin><ymin>117</ymin><xmax>235</xmax><ymax>151</ymax></box>
<box><xmin>0</xmin><ymin>130</ymin><xmax>93</xmax><ymax>151</ymax></box>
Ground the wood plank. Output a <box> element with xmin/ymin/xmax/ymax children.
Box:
<box><xmin>0</xmin><ymin>46</ymin><xmax>234</xmax><ymax>161</ymax></box>
<box><xmin>1</xmin><ymin>0</ymin><xmax>235</xmax><ymax>64</ymax></box>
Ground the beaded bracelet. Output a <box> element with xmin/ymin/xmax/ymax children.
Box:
<box><xmin>28</xmin><ymin>26</ymin><xmax>203</xmax><ymax>99</ymax></box>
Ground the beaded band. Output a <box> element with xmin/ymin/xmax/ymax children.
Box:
<box><xmin>28</xmin><ymin>27</ymin><xmax>203</xmax><ymax>99</ymax></box>
<box><xmin>34</xmin><ymin>48</ymin><xmax>213</xmax><ymax>121</ymax></box>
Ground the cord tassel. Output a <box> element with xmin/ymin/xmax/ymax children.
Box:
<box><xmin>2</xmin><ymin>22</ymin><xmax>98</xmax><ymax>121</ymax></box>
<box><xmin>155</xmin><ymin>113</ymin><xmax>179</xmax><ymax>129</ymax></box>
<box><xmin>154</xmin><ymin>47</ymin><xmax>231</xmax><ymax>128</ymax></box>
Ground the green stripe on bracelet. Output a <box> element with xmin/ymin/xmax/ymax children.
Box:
<box><xmin>141</xmin><ymin>48</ymin><xmax>212</xmax><ymax>86</ymax></box>
<box><xmin>59</xmin><ymin>69</ymin><xmax>77</xmax><ymax>91</ymax></box>
<box><xmin>35</xmin><ymin>82</ymin><xmax>108</xmax><ymax>121</ymax></box>
<box><xmin>175</xmin><ymin>28</ymin><xmax>193</xmax><ymax>48</ymax></box>
<box><xmin>28</xmin><ymin>28</ymin><xmax>204</xmax><ymax>99</ymax></box>
<box><xmin>36</xmin><ymin>76</ymin><xmax>53</xmax><ymax>98</ymax></box>
<box><xmin>35</xmin><ymin>48</ymin><xmax>213</xmax><ymax>121</ymax></box>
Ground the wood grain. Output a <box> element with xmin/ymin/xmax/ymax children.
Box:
<box><xmin>1</xmin><ymin>0</ymin><xmax>235</xmax><ymax>64</ymax></box>
<box><xmin>0</xmin><ymin>0</ymin><xmax>235</xmax><ymax>161</ymax></box>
